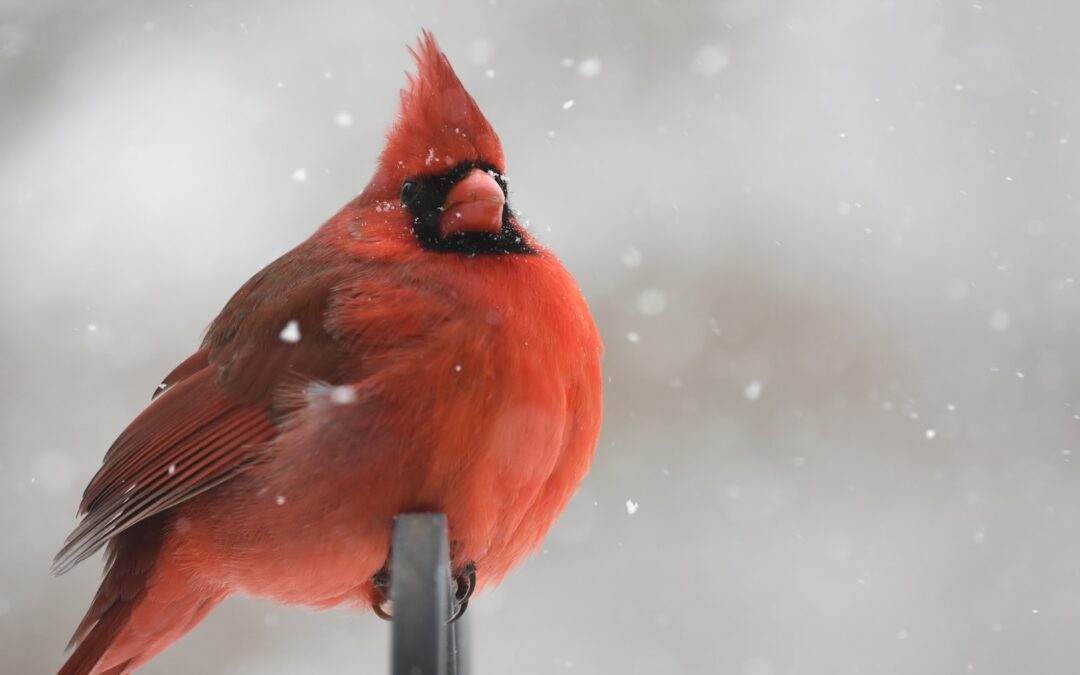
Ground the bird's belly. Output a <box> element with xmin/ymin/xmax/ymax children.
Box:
<box><xmin>175</xmin><ymin>468</ymin><xmax>395</xmax><ymax>607</ymax></box>
<box><xmin>176</xmin><ymin>334</ymin><xmax>584</xmax><ymax>606</ymax></box>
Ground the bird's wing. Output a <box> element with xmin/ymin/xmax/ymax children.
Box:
<box><xmin>52</xmin><ymin>364</ymin><xmax>276</xmax><ymax>574</ymax></box>
<box><xmin>54</xmin><ymin>254</ymin><xmax>353</xmax><ymax>574</ymax></box>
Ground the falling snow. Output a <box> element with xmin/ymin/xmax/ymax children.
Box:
<box><xmin>334</xmin><ymin>111</ymin><xmax>353</xmax><ymax>128</ymax></box>
<box><xmin>636</xmin><ymin>288</ymin><xmax>667</xmax><ymax>316</ymax></box>
<box><xmin>329</xmin><ymin>386</ymin><xmax>357</xmax><ymax>404</ymax></box>
<box><xmin>5</xmin><ymin>7</ymin><xmax>1077</xmax><ymax>674</ymax></box>
<box><xmin>577</xmin><ymin>58</ymin><xmax>602</xmax><ymax>78</ymax></box>
<box><xmin>692</xmin><ymin>44</ymin><xmax>730</xmax><ymax>76</ymax></box>
<box><xmin>279</xmin><ymin>320</ymin><xmax>301</xmax><ymax>343</ymax></box>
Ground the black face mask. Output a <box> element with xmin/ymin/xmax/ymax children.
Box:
<box><xmin>400</xmin><ymin>162</ymin><xmax>535</xmax><ymax>256</ymax></box>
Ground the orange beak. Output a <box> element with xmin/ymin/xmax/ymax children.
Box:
<box><xmin>439</xmin><ymin>168</ymin><xmax>506</xmax><ymax>238</ymax></box>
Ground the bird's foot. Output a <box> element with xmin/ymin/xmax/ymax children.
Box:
<box><xmin>371</xmin><ymin>565</ymin><xmax>393</xmax><ymax>621</ymax></box>
<box><xmin>449</xmin><ymin>561</ymin><xmax>477</xmax><ymax>624</ymax></box>
<box><xmin>370</xmin><ymin>560</ymin><xmax>476</xmax><ymax>623</ymax></box>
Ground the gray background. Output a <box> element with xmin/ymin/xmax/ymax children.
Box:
<box><xmin>2</xmin><ymin>0</ymin><xmax>1079</xmax><ymax>673</ymax></box>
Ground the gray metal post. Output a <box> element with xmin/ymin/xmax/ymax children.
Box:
<box><xmin>390</xmin><ymin>513</ymin><xmax>467</xmax><ymax>675</ymax></box>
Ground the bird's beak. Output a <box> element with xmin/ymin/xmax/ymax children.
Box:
<box><xmin>440</xmin><ymin>168</ymin><xmax>505</xmax><ymax>238</ymax></box>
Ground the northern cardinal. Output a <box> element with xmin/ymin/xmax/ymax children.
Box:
<box><xmin>55</xmin><ymin>32</ymin><xmax>602</xmax><ymax>674</ymax></box>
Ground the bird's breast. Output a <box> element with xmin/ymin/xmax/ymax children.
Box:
<box><xmin>185</xmin><ymin>254</ymin><xmax>601</xmax><ymax>603</ymax></box>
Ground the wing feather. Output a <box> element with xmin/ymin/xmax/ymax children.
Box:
<box><xmin>55</xmin><ymin>252</ymin><xmax>356</xmax><ymax>575</ymax></box>
<box><xmin>53</xmin><ymin>367</ymin><xmax>275</xmax><ymax>574</ymax></box>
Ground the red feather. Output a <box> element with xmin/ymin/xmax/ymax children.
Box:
<box><xmin>53</xmin><ymin>370</ymin><xmax>274</xmax><ymax>575</ymax></box>
<box><xmin>57</xmin><ymin>32</ymin><xmax>603</xmax><ymax>674</ymax></box>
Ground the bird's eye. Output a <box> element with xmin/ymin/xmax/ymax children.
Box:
<box><xmin>400</xmin><ymin>180</ymin><xmax>419</xmax><ymax>204</ymax></box>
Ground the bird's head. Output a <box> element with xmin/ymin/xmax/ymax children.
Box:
<box><xmin>360</xmin><ymin>31</ymin><xmax>532</xmax><ymax>256</ymax></box>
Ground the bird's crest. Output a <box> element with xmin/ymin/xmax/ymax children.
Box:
<box><xmin>378</xmin><ymin>32</ymin><xmax>505</xmax><ymax>183</ymax></box>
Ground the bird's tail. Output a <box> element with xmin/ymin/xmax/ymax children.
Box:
<box><xmin>58</xmin><ymin>521</ymin><xmax>226</xmax><ymax>675</ymax></box>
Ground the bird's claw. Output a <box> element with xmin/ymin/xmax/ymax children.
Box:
<box><xmin>370</xmin><ymin>561</ymin><xmax>476</xmax><ymax>623</ymax></box>
<box><xmin>448</xmin><ymin>561</ymin><xmax>477</xmax><ymax>624</ymax></box>
<box><xmin>372</xmin><ymin>565</ymin><xmax>393</xmax><ymax>621</ymax></box>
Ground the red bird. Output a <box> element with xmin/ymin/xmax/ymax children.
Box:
<box><xmin>55</xmin><ymin>32</ymin><xmax>603</xmax><ymax>674</ymax></box>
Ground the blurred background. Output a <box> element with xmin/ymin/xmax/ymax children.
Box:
<box><xmin>2</xmin><ymin>0</ymin><xmax>1079</xmax><ymax>673</ymax></box>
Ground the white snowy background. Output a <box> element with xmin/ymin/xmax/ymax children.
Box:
<box><xmin>3</xmin><ymin>1</ymin><xmax>1080</xmax><ymax>673</ymax></box>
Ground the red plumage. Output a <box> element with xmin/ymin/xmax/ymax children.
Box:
<box><xmin>56</xmin><ymin>31</ymin><xmax>603</xmax><ymax>674</ymax></box>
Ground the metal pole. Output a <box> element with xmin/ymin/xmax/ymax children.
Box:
<box><xmin>448</xmin><ymin>611</ymin><xmax>468</xmax><ymax>675</ymax></box>
<box><xmin>390</xmin><ymin>513</ymin><xmax>467</xmax><ymax>675</ymax></box>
